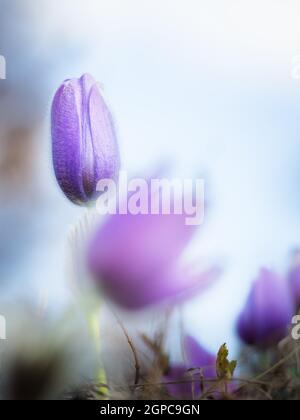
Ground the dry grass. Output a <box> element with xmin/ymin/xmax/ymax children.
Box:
<box><xmin>64</xmin><ymin>330</ymin><xmax>300</xmax><ymax>401</ymax></box>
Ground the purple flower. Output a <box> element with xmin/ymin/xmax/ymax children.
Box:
<box><xmin>288</xmin><ymin>250</ymin><xmax>300</xmax><ymax>308</ymax></box>
<box><xmin>237</xmin><ymin>268</ymin><xmax>294</xmax><ymax>348</ymax></box>
<box><xmin>51</xmin><ymin>74</ymin><xmax>120</xmax><ymax>205</ymax></box>
<box><xmin>164</xmin><ymin>336</ymin><xmax>216</xmax><ymax>399</ymax></box>
<box><xmin>87</xmin><ymin>210</ymin><xmax>217</xmax><ymax>309</ymax></box>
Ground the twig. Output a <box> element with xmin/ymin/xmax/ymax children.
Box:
<box><xmin>112</xmin><ymin>311</ymin><xmax>141</xmax><ymax>386</ymax></box>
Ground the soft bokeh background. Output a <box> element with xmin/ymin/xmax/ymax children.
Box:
<box><xmin>1</xmin><ymin>0</ymin><xmax>300</xmax><ymax>360</ymax></box>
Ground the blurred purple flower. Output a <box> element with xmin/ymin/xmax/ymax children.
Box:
<box><xmin>237</xmin><ymin>268</ymin><xmax>294</xmax><ymax>348</ymax></box>
<box><xmin>288</xmin><ymin>250</ymin><xmax>300</xmax><ymax>308</ymax></box>
<box><xmin>164</xmin><ymin>336</ymin><xmax>216</xmax><ymax>399</ymax></box>
<box><xmin>51</xmin><ymin>74</ymin><xmax>120</xmax><ymax>205</ymax></box>
<box><xmin>87</xmin><ymin>209</ymin><xmax>218</xmax><ymax>309</ymax></box>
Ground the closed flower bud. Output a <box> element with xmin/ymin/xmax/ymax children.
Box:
<box><xmin>237</xmin><ymin>268</ymin><xmax>294</xmax><ymax>348</ymax></box>
<box><xmin>51</xmin><ymin>74</ymin><xmax>120</xmax><ymax>205</ymax></box>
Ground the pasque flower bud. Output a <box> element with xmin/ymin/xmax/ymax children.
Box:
<box><xmin>51</xmin><ymin>74</ymin><xmax>120</xmax><ymax>205</ymax></box>
<box><xmin>237</xmin><ymin>268</ymin><xmax>294</xmax><ymax>348</ymax></box>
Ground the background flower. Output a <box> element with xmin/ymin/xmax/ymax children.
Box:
<box><xmin>164</xmin><ymin>335</ymin><xmax>216</xmax><ymax>398</ymax></box>
<box><xmin>88</xmin><ymin>204</ymin><xmax>217</xmax><ymax>309</ymax></box>
<box><xmin>288</xmin><ymin>250</ymin><xmax>300</xmax><ymax>309</ymax></box>
<box><xmin>237</xmin><ymin>268</ymin><xmax>294</xmax><ymax>348</ymax></box>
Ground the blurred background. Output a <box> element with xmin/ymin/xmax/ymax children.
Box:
<box><xmin>1</xmin><ymin>0</ymin><xmax>300</xmax><ymax>359</ymax></box>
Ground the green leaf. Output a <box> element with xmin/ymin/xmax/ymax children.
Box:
<box><xmin>216</xmin><ymin>343</ymin><xmax>237</xmax><ymax>380</ymax></box>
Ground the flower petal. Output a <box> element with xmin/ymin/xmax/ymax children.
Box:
<box><xmin>237</xmin><ymin>268</ymin><xmax>294</xmax><ymax>347</ymax></box>
<box><xmin>51</xmin><ymin>78</ymin><xmax>85</xmax><ymax>204</ymax></box>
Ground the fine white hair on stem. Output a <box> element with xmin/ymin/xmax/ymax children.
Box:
<box><xmin>67</xmin><ymin>208</ymin><xmax>100</xmax><ymax>298</ymax></box>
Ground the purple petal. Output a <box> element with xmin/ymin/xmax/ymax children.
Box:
<box><xmin>164</xmin><ymin>337</ymin><xmax>217</xmax><ymax>399</ymax></box>
<box><xmin>288</xmin><ymin>250</ymin><xmax>300</xmax><ymax>308</ymax></box>
<box><xmin>185</xmin><ymin>335</ymin><xmax>216</xmax><ymax>379</ymax></box>
<box><xmin>88</xmin><ymin>211</ymin><xmax>196</xmax><ymax>283</ymax></box>
<box><xmin>290</xmin><ymin>266</ymin><xmax>300</xmax><ymax>307</ymax></box>
<box><xmin>87</xmin><ymin>212</ymin><xmax>207</xmax><ymax>308</ymax></box>
<box><xmin>164</xmin><ymin>364</ymin><xmax>195</xmax><ymax>399</ymax></box>
<box><xmin>88</xmin><ymin>83</ymin><xmax>120</xmax><ymax>189</ymax></box>
<box><xmin>237</xmin><ymin>268</ymin><xmax>294</xmax><ymax>347</ymax></box>
<box><xmin>98</xmin><ymin>262</ymin><xmax>218</xmax><ymax>309</ymax></box>
<box><xmin>51</xmin><ymin>78</ymin><xmax>85</xmax><ymax>204</ymax></box>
